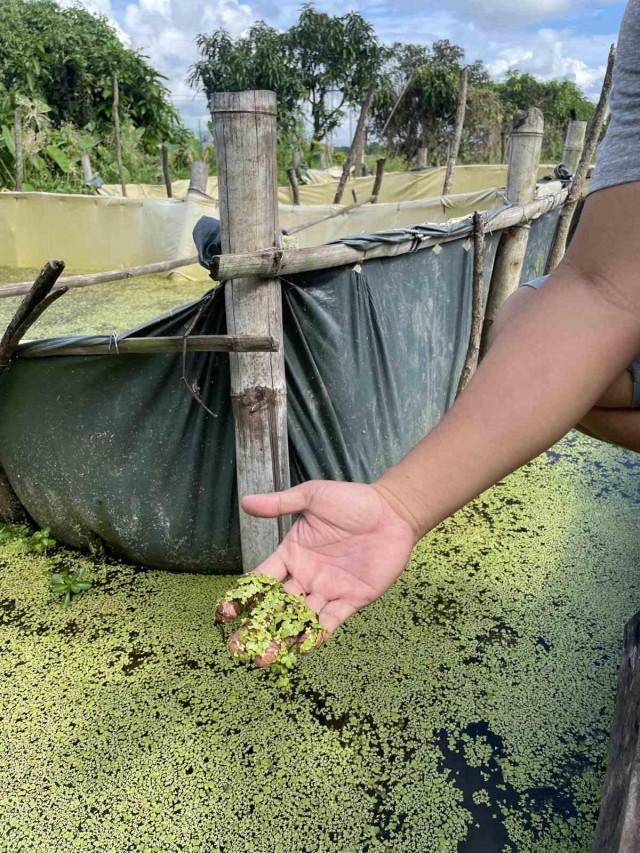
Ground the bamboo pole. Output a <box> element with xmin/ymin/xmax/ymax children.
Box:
<box><xmin>80</xmin><ymin>152</ymin><xmax>93</xmax><ymax>186</ymax></box>
<box><xmin>545</xmin><ymin>44</ymin><xmax>616</xmax><ymax>273</ymax></box>
<box><xmin>214</xmin><ymin>189</ymin><xmax>567</xmax><ymax>280</ymax></box>
<box><xmin>0</xmin><ymin>261</ymin><xmax>66</xmax><ymax>369</ymax></box>
<box><xmin>334</xmin><ymin>83</ymin><xmax>376</xmax><ymax>205</ymax></box>
<box><xmin>286</xmin><ymin>167</ymin><xmax>300</xmax><ymax>205</ymax></box>
<box><xmin>18</xmin><ymin>334</ymin><xmax>278</xmax><ymax>359</ymax></box>
<box><xmin>442</xmin><ymin>67</ymin><xmax>468</xmax><ymax>196</ymax></box>
<box><xmin>161</xmin><ymin>143</ymin><xmax>172</xmax><ymax>198</ymax></box>
<box><xmin>0</xmin><ymin>255</ymin><xmax>199</xmax><ymax>298</ymax></box>
<box><xmin>212</xmin><ymin>89</ymin><xmax>290</xmax><ymax>571</ymax></box>
<box><xmin>456</xmin><ymin>211</ymin><xmax>485</xmax><ymax>396</ymax></box>
<box><xmin>188</xmin><ymin>160</ymin><xmax>209</xmax><ymax>195</ymax></box>
<box><xmin>592</xmin><ymin>610</ymin><xmax>640</xmax><ymax>853</ymax></box>
<box><xmin>415</xmin><ymin>145</ymin><xmax>428</xmax><ymax>170</ymax></box>
<box><xmin>381</xmin><ymin>73</ymin><xmax>414</xmax><ymax>137</ymax></box>
<box><xmin>480</xmin><ymin>107</ymin><xmax>544</xmax><ymax>355</ymax></box>
<box><xmin>561</xmin><ymin>119</ymin><xmax>587</xmax><ymax>174</ymax></box>
<box><xmin>112</xmin><ymin>77</ymin><xmax>126</xmax><ymax>197</ymax></box>
<box><xmin>371</xmin><ymin>157</ymin><xmax>386</xmax><ymax>203</ymax></box>
<box><xmin>14</xmin><ymin>108</ymin><xmax>23</xmax><ymax>192</ymax></box>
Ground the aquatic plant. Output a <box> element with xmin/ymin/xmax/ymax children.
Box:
<box><xmin>215</xmin><ymin>573</ymin><xmax>325</xmax><ymax>687</ymax></box>
<box><xmin>50</xmin><ymin>564</ymin><xmax>92</xmax><ymax>608</ymax></box>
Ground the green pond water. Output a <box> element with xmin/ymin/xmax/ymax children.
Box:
<box><xmin>0</xmin><ymin>269</ymin><xmax>638</xmax><ymax>851</ymax></box>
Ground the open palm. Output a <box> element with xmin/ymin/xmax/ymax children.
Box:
<box><xmin>241</xmin><ymin>480</ymin><xmax>418</xmax><ymax>641</ymax></box>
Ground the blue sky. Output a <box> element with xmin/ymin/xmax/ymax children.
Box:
<box><xmin>73</xmin><ymin>0</ymin><xmax>626</xmax><ymax>138</ymax></box>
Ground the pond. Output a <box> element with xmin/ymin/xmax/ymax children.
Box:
<box><xmin>0</xmin><ymin>431</ymin><xmax>637</xmax><ymax>851</ymax></box>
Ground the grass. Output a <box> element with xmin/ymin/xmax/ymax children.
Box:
<box><xmin>0</xmin><ymin>431</ymin><xmax>638</xmax><ymax>852</ymax></box>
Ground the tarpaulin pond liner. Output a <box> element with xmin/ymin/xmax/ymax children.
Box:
<box><xmin>0</xmin><ymin>209</ymin><xmax>560</xmax><ymax>573</ymax></box>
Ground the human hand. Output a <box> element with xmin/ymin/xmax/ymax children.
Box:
<box><xmin>230</xmin><ymin>480</ymin><xmax>418</xmax><ymax>665</ymax></box>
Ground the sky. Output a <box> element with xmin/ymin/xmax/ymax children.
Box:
<box><xmin>68</xmin><ymin>0</ymin><xmax>627</xmax><ymax>140</ymax></box>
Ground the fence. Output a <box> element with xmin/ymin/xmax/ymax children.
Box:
<box><xmin>0</xmin><ymin>93</ymin><xmax>580</xmax><ymax>575</ymax></box>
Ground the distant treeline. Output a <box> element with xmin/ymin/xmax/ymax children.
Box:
<box><xmin>0</xmin><ymin>0</ymin><xmax>597</xmax><ymax>192</ymax></box>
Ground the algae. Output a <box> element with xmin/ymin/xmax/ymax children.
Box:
<box><xmin>0</xmin><ymin>430</ymin><xmax>638</xmax><ymax>851</ymax></box>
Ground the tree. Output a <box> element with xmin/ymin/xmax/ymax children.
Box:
<box><xmin>189</xmin><ymin>23</ymin><xmax>304</xmax><ymax>135</ymax></box>
<box><xmin>287</xmin><ymin>5</ymin><xmax>385</xmax><ymax>143</ymax></box>
<box><xmin>494</xmin><ymin>71</ymin><xmax>596</xmax><ymax>161</ymax></box>
<box><xmin>370</xmin><ymin>40</ymin><xmax>490</xmax><ymax>166</ymax></box>
<box><xmin>0</xmin><ymin>0</ymin><xmax>182</xmax><ymax>149</ymax></box>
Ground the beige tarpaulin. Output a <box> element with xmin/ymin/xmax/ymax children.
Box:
<box><xmin>100</xmin><ymin>163</ymin><xmax>558</xmax><ymax>205</ymax></box>
<box><xmin>0</xmin><ymin>180</ymin><xmax>561</xmax><ymax>281</ymax></box>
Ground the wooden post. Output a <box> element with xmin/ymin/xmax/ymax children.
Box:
<box><xmin>286</xmin><ymin>167</ymin><xmax>300</xmax><ymax>205</ymax></box>
<box><xmin>592</xmin><ymin>611</ymin><xmax>640</xmax><ymax>852</ymax></box>
<box><xmin>188</xmin><ymin>160</ymin><xmax>209</xmax><ymax>195</ymax></box>
<box><xmin>14</xmin><ymin>108</ymin><xmax>23</xmax><ymax>192</ymax></box>
<box><xmin>112</xmin><ymin>77</ymin><xmax>126</xmax><ymax>197</ymax></box>
<box><xmin>80</xmin><ymin>152</ymin><xmax>93</xmax><ymax>184</ymax></box>
<box><xmin>442</xmin><ymin>66</ymin><xmax>468</xmax><ymax>195</ymax></box>
<box><xmin>545</xmin><ymin>44</ymin><xmax>615</xmax><ymax>273</ymax></box>
<box><xmin>211</xmin><ymin>90</ymin><xmax>290</xmax><ymax>572</ymax></box>
<box><xmin>371</xmin><ymin>157</ymin><xmax>386</xmax><ymax>203</ymax></box>
<box><xmin>161</xmin><ymin>143</ymin><xmax>172</xmax><ymax>198</ymax></box>
<box><xmin>480</xmin><ymin>107</ymin><xmax>544</xmax><ymax>355</ymax></box>
<box><xmin>333</xmin><ymin>83</ymin><xmax>375</xmax><ymax>205</ymax></box>
<box><xmin>561</xmin><ymin>118</ymin><xmax>587</xmax><ymax>174</ymax></box>
<box><xmin>456</xmin><ymin>211</ymin><xmax>485</xmax><ymax>395</ymax></box>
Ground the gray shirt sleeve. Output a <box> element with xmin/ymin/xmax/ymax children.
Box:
<box><xmin>589</xmin><ymin>0</ymin><xmax>640</xmax><ymax>194</ymax></box>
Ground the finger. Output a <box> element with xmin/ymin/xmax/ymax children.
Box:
<box><xmin>241</xmin><ymin>482</ymin><xmax>314</xmax><ymax>519</ymax></box>
<box><xmin>303</xmin><ymin>593</ymin><xmax>327</xmax><ymax>615</ymax></box>
<box><xmin>318</xmin><ymin>599</ymin><xmax>357</xmax><ymax>637</ymax></box>
<box><xmin>250</xmin><ymin>549</ymin><xmax>288</xmax><ymax>583</ymax></box>
<box><xmin>283</xmin><ymin>578</ymin><xmax>305</xmax><ymax>597</ymax></box>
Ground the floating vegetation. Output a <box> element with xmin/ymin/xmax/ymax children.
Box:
<box><xmin>0</xmin><ymin>434</ymin><xmax>638</xmax><ymax>851</ymax></box>
<box><xmin>0</xmin><ymin>267</ymin><xmax>207</xmax><ymax>338</ymax></box>
<box><xmin>215</xmin><ymin>573</ymin><xmax>325</xmax><ymax>686</ymax></box>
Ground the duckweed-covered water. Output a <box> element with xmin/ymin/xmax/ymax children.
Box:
<box><xmin>0</xmin><ymin>267</ymin><xmax>207</xmax><ymax>336</ymax></box>
<box><xmin>1</xmin><ymin>434</ymin><xmax>637</xmax><ymax>852</ymax></box>
<box><xmin>0</xmin><ymin>268</ymin><xmax>638</xmax><ymax>851</ymax></box>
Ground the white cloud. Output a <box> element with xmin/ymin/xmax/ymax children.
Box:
<box><xmin>120</xmin><ymin>0</ymin><xmax>253</xmax><ymax>130</ymax></box>
<box><xmin>487</xmin><ymin>28</ymin><xmax>613</xmax><ymax>97</ymax></box>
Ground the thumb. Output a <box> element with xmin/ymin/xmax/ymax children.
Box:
<box><xmin>241</xmin><ymin>482</ymin><xmax>314</xmax><ymax>518</ymax></box>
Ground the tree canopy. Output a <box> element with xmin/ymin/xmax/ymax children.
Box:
<box><xmin>190</xmin><ymin>5</ymin><xmax>385</xmax><ymax>144</ymax></box>
<box><xmin>0</xmin><ymin>0</ymin><xmax>182</xmax><ymax>149</ymax></box>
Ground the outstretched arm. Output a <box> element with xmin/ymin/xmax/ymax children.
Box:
<box><xmin>242</xmin><ymin>181</ymin><xmax>640</xmax><ymax>642</ymax></box>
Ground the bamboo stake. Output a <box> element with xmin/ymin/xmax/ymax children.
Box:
<box><xmin>188</xmin><ymin>160</ymin><xmax>209</xmax><ymax>195</ymax></box>
<box><xmin>0</xmin><ymin>261</ymin><xmax>66</xmax><ymax>369</ymax></box>
<box><xmin>561</xmin><ymin>118</ymin><xmax>587</xmax><ymax>174</ymax></box>
<box><xmin>480</xmin><ymin>107</ymin><xmax>544</xmax><ymax>355</ymax></box>
<box><xmin>215</xmin><ymin>189</ymin><xmax>567</xmax><ymax>280</ymax></box>
<box><xmin>592</xmin><ymin>610</ymin><xmax>640</xmax><ymax>852</ymax></box>
<box><xmin>381</xmin><ymin>73</ymin><xmax>414</xmax><ymax>137</ymax></box>
<box><xmin>545</xmin><ymin>44</ymin><xmax>616</xmax><ymax>272</ymax></box>
<box><xmin>212</xmin><ymin>89</ymin><xmax>290</xmax><ymax>571</ymax></box>
<box><xmin>286</xmin><ymin>167</ymin><xmax>300</xmax><ymax>205</ymax></box>
<box><xmin>442</xmin><ymin>67</ymin><xmax>468</xmax><ymax>196</ymax></box>
<box><xmin>112</xmin><ymin>77</ymin><xmax>126</xmax><ymax>197</ymax></box>
<box><xmin>456</xmin><ymin>212</ymin><xmax>485</xmax><ymax>396</ymax></box>
<box><xmin>14</xmin><ymin>108</ymin><xmax>23</xmax><ymax>192</ymax></box>
<box><xmin>0</xmin><ymin>255</ymin><xmax>199</xmax><ymax>298</ymax></box>
<box><xmin>161</xmin><ymin>143</ymin><xmax>172</xmax><ymax>198</ymax></box>
<box><xmin>18</xmin><ymin>334</ymin><xmax>278</xmax><ymax>359</ymax></box>
<box><xmin>371</xmin><ymin>157</ymin><xmax>386</xmax><ymax>203</ymax></box>
<box><xmin>334</xmin><ymin>83</ymin><xmax>376</xmax><ymax>205</ymax></box>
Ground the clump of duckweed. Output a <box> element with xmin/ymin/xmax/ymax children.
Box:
<box><xmin>215</xmin><ymin>573</ymin><xmax>325</xmax><ymax>687</ymax></box>
<box><xmin>0</xmin><ymin>431</ymin><xmax>638</xmax><ymax>851</ymax></box>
